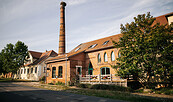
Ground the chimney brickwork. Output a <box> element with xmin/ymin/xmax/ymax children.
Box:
<box><xmin>58</xmin><ymin>1</ymin><xmax>66</xmax><ymax>55</ymax></box>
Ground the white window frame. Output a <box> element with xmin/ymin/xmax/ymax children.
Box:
<box><xmin>76</xmin><ymin>66</ymin><xmax>82</xmax><ymax>75</ymax></box>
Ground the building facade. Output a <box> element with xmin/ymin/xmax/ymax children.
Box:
<box><xmin>45</xmin><ymin>2</ymin><xmax>173</xmax><ymax>85</ymax></box>
<box><xmin>16</xmin><ymin>50</ymin><xmax>58</xmax><ymax>81</ymax></box>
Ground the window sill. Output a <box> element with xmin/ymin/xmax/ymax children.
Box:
<box><xmin>57</xmin><ymin>78</ymin><xmax>63</xmax><ymax>79</ymax></box>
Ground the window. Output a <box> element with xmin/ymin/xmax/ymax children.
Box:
<box><xmin>88</xmin><ymin>44</ymin><xmax>97</xmax><ymax>49</ymax></box>
<box><xmin>43</xmin><ymin>67</ymin><xmax>46</xmax><ymax>73</ymax></box>
<box><xmin>18</xmin><ymin>70</ymin><xmax>20</xmax><ymax>74</ymax></box>
<box><xmin>31</xmin><ymin>68</ymin><xmax>33</xmax><ymax>73</ymax></box>
<box><xmin>76</xmin><ymin>66</ymin><xmax>82</xmax><ymax>75</ymax></box>
<box><xmin>27</xmin><ymin>68</ymin><xmax>29</xmax><ymax>74</ymax></box>
<box><xmin>58</xmin><ymin>66</ymin><xmax>63</xmax><ymax>78</ymax></box>
<box><xmin>111</xmin><ymin>51</ymin><xmax>115</xmax><ymax>61</ymax></box>
<box><xmin>103</xmin><ymin>40</ymin><xmax>109</xmax><ymax>45</ymax></box>
<box><xmin>101</xmin><ymin>67</ymin><xmax>110</xmax><ymax>75</ymax></box>
<box><xmin>75</xmin><ymin>47</ymin><xmax>80</xmax><ymax>52</ymax></box>
<box><xmin>21</xmin><ymin>69</ymin><xmax>23</xmax><ymax>74</ymax></box>
<box><xmin>88</xmin><ymin>62</ymin><xmax>93</xmax><ymax>75</ymax></box>
<box><xmin>24</xmin><ymin>69</ymin><xmax>26</xmax><ymax>74</ymax></box>
<box><xmin>35</xmin><ymin>67</ymin><xmax>37</xmax><ymax>73</ymax></box>
<box><xmin>98</xmin><ymin>53</ymin><xmax>101</xmax><ymax>63</ymax></box>
<box><xmin>52</xmin><ymin>67</ymin><xmax>56</xmax><ymax>78</ymax></box>
<box><xmin>104</xmin><ymin>53</ymin><xmax>108</xmax><ymax>62</ymax></box>
<box><xmin>118</xmin><ymin>52</ymin><xmax>121</xmax><ymax>58</ymax></box>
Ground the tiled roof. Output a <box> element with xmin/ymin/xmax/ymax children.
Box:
<box><xmin>46</xmin><ymin>34</ymin><xmax>122</xmax><ymax>63</ymax></box>
<box><xmin>28</xmin><ymin>51</ymin><xmax>42</xmax><ymax>59</ymax></box>
<box><xmin>153</xmin><ymin>12</ymin><xmax>173</xmax><ymax>25</ymax></box>
<box><xmin>46</xmin><ymin>12</ymin><xmax>172</xmax><ymax>63</ymax></box>
<box><xmin>27</xmin><ymin>50</ymin><xmax>58</xmax><ymax>66</ymax></box>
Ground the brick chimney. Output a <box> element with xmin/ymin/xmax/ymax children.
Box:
<box><xmin>58</xmin><ymin>1</ymin><xmax>67</xmax><ymax>55</ymax></box>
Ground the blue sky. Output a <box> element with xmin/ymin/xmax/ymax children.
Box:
<box><xmin>0</xmin><ymin>0</ymin><xmax>173</xmax><ymax>53</ymax></box>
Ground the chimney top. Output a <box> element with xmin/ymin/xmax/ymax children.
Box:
<box><xmin>60</xmin><ymin>1</ymin><xmax>67</xmax><ymax>7</ymax></box>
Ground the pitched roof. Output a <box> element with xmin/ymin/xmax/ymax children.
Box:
<box><xmin>153</xmin><ymin>12</ymin><xmax>173</xmax><ymax>25</ymax></box>
<box><xmin>28</xmin><ymin>51</ymin><xmax>42</xmax><ymax>59</ymax></box>
<box><xmin>27</xmin><ymin>50</ymin><xmax>58</xmax><ymax>66</ymax></box>
<box><xmin>46</xmin><ymin>34</ymin><xmax>122</xmax><ymax>63</ymax></box>
<box><xmin>46</xmin><ymin>12</ymin><xmax>172</xmax><ymax>63</ymax></box>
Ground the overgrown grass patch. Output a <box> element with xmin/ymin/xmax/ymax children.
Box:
<box><xmin>64</xmin><ymin>88</ymin><xmax>172</xmax><ymax>102</ymax></box>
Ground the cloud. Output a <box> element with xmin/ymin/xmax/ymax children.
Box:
<box><xmin>67</xmin><ymin>0</ymin><xmax>87</xmax><ymax>6</ymax></box>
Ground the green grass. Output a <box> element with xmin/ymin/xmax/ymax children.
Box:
<box><xmin>64</xmin><ymin>88</ymin><xmax>172</xmax><ymax>102</ymax></box>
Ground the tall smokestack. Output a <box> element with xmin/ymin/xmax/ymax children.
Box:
<box><xmin>58</xmin><ymin>1</ymin><xmax>66</xmax><ymax>55</ymax></box>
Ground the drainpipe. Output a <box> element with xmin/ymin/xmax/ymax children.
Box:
<box><xmin>65</xmin><ymin>54</ymin><xmax>67</xmax><ymax>86</ymax></box>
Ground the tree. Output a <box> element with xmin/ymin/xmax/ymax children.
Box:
<box><xmin>113</xmin><ymin>12</ymin><xmax>173</xmax><ymax>88</ymax></box>
<box><xmin>0</xmin><ymin>41</ymin><xmax>28</xmax><ymax>77</ymax></box>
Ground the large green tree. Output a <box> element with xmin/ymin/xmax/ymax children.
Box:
<box><xmin>113</xmin><ymin>12</ymin><xmax>173</xmax><ymax>88</ymax></box>
<box><xmin>0</xmin><ymin>41</ymin><xmax>28</xmax><ymax>77</ymax></box>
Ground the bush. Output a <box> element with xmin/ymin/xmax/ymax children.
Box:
<box><xmin>90</xmin><ymin>84</ymin><xmax>132</xmax><ymax>92</ymax></box>
<box><xmin>48</xmin><ymin>83</ymin><xmax>54</xmax><ymax>85</ymax></box>
<box><xmin>55</xmin><ymin>81</ymin><xmax>65</xmax><ymax>86</ymax></box>
<box><xmin>39</xmin><ymin>76</ymin><xmax>46</xmax><ymax>81</ymax></box>
<box><xmin>76</xmin><ymin>84</ymin><xmax>92</xmax><ymax>88</ymax></box>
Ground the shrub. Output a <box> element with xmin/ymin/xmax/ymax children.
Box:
<box><xmin>55</xmin><ymin>81</ymin><xmax>65</xmax><ymax>86</ymax></box>
<box><xmin>76</xmin><ymin>84</ymin><xmax>91</xmax><ymax>88</ymax></box>
<box><xmin>39</xmin><ymin>76</ymin><xmax>46</xmax><ymax>81</ymax></box>
<box><xmin>48</xmin><ymin>83</ymin><xmax>54</xmax><ymax>85</ymax></box>
<box><xmin>90</xmin><ymin>84</ymin><xmax>132</xmax><ymax>92</ymax></box>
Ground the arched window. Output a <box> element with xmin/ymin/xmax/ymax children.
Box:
<box><xmin>52</xmin><ymin>67</ymin><xmax>56</xmax><ymax>78</ymax></box>
<box><xmin>98</xmin><ymin>53</ymin><xmax>101</xmax><ymax>63</ymax></box>
<box><xmin>111</xmin><ymin>51</ymin><xmax>115</xmax><ymax>61</ymax></box>
<box><xmin>101</xmin><ymin>67</ymin><xmax>110</xmax><ymax>75</ymax></box>
<box><xmin>58</xmin><ymin>66</ymin><xmax>63</xmax><ymax>78</ymax></box>
<box><xmin>104</xmin><ymin>53</ymin><xmax>108</xmax><ymax>62</ymax></box>
<box><xmin>88</xmin><ymin>62</ymin><xmax>93</xmax><ymax>75</ymax></box>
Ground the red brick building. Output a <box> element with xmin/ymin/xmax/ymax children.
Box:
<box><xmin>45</xmin><ymin>2</ymin><xmax>173</xmax><ymax>85</ymax></box>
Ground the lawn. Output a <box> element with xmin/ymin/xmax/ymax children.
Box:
<box><xmin>64</xmin><ymin>88</ymin><xmax>172</xmax><ymax>102</ymax></box>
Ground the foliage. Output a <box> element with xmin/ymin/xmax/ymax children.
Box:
<box><xmin>154</xmin><ymin>88</ymin><xmax>173</xmax><ymax>95</ymax></box>
<box><xmin>76</xmin><ymin>83</ymin><xmax>92</xmax><ymax>88</ymax></box>
<box><xmin>55</xmin><ymin>81</ymin><xmax>65</xmax><ymax>85</ymax></box>
<box><xmin>90</xmin><ymin>84</ymin><xmax>132</xmax><ymax>92</ymax></box>
<box><xmin>113</xmin><ymin>12</ymin><xmax>173</xmax><ymax>88</ymax></box>
<box><xmin>39</xmin><ymin>76</ymin><xmax>46</xmax><ymax>81</ymax></box>
<box><xmin>76</xmin><ymin>84</ymin><xmax>132</xmax><ymax>92</ymax></box>
<box><xmin>0</xmin><ymin>41</ymin><xmax>28</xmax><ymax>75</ymax></box>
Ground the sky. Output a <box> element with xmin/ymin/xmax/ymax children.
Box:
<box><xmin>0</xmin><ymin>0</ymin><xmax>173</xmax><ymax>53</ymax></box>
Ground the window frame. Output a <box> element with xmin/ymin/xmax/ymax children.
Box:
<box><xmin>111</xmin><ymin>51</ymin><xmax>115</xmax><ymax>61</ymax></box>
<box><xmin>35</xmin><ymin>67</ymin><xmax>37</xmax><ymax>73</ymax></box>
<box><xmin>104</xmin><ymin>52</ymin><xmax>108</xmax><ymax>62</ymax></box>
<box><xmin>31</xmin><ymin>68</ymin><xmax>33</xmax><ymax>73</ymax></box>
<box><xmin>76</xmin><ymin>66</ymin><xmax>82</xmax><ymax>75</ymax></box>
<box><xmin>100</xmin><ymin>67</ymin><xmax>110</xmax><ymax>75</ymax></box>
<box><xmin>58</xmin><ymin>66</ymin><xmax>63</xmax><ymax>78</ymax></box>
<box><xmin>98</xmin><ymin>53</ymin><xmax>101</xmax><ymax>63</ymax></box>
<box><xmin>52</xmin><ymin>67</ymin><xmax>56</xmax><ymax>78</ymax></box>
